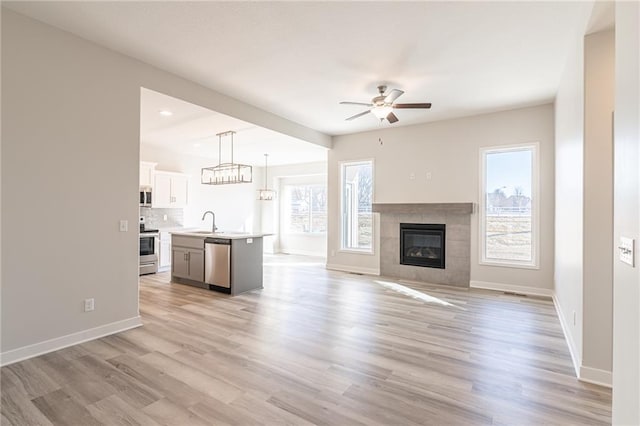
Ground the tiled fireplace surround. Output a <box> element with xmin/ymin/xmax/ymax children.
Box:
<box><xmin>373</xmin><ymin>203</ymin><xmax>473</xmax><ymax>288</ymax></box>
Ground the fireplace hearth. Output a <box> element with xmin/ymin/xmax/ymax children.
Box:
<box><xmin>400</xmin><ymin>223</ymin><xmax>446</xmax><ymax>269</ymax></box>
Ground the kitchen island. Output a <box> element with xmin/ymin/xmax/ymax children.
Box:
<box><xmin>170</xmin><ymin>231</ymin><xmax>267</xmax><ymax>295</ymax></box>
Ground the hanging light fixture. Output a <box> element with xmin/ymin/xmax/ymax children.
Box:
<box><xmin>257</xmin><ymin>153</ymin><xmax>277</xmax><ymax>201</ymax></box>
<box><xmin>201</xmin><ymin>130</ymin><xmax>253</xmax><ymax>185</ymax></box>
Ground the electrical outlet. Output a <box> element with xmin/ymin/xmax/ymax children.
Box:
<box><xmin>409</xmin><ymin>172</ymin><xmax>416</xmax><ymax>180</ymax></box>
<box><xmin>119</xmin><ymin>220</ymin><xmax>128</xmax><ymax>232</ymax></box>
<box><xmin>426</xmin><ymin>172</ymin><xmax>432</xmax><ymax>180</ymax></box>
<box><xmin>163</xmin><ymin>214</ymin><xmax>168</xmax><ymax>221</ymax></box>
<box><xmin>84</xmin><ymin>298</ymin><xmax>95</xmax><ymax>312</ymax></box>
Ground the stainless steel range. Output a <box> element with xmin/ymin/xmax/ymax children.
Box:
<box><xmin>139</xmin><ymin>216</ymin><xmax>159</xmax><ymax>275</ymax></box>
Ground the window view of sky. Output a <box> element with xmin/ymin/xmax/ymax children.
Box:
<box><xmin>486</xmin><ymin>149</ymin><xmax>532</xmax><ymax>197</ymax></box>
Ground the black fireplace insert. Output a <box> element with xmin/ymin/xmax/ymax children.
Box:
<box><xmin>400</xmin><ymin>223</ymin><xmax>445</xmax><ymax>269</ymax></box>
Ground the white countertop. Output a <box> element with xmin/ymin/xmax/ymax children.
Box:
<box><xmin>170</xmin><ymin>230</ymin><xmax>272</xmax><ymax>240</ymax></box>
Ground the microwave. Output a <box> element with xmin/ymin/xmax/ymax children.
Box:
<box><xmin>140</xmin><ymin>187</ymin><xmax>152</xmax><ymax>207</ymax></box>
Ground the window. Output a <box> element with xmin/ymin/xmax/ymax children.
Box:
<box><xmin>341</xmin><ymin>160</ymin><xmax>373</xmax><ymax>252</ymax></box>
<box><xmin>480</xmin><ymin>144</ymin><xmax>538</xmax><ymax>268</ymax></box>
<box><xmin>284</xmin><ymin>184</ymin><xmax>327</xmax><ymax>233</ymax></box>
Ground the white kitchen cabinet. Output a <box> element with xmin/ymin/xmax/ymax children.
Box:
<box><xmin>153</xmin><ymin>171</ymin><xmax>189</xmax><ymax>208</ymax></box>
<box><xmin>158</xmin><ymin>231</ymin><xmax>172</xmax><ymax>271</ymax></box>
<box><xmin>140</xmin><ymin>161</ymin><xmax>157</xmax><ymax>187</ymax></box>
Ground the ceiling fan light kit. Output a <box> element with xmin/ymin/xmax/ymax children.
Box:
<box><xmin>340</xmin><ymin>85</ymin><xmax>432</xmax><ymax>124</ymax></box>
<box><xmin>201</xmin><ymin>130</ymin><xmax>253</xmax><ymax>185</ymax></box>
<box><xmin>371</xmin><ymin>105</ymin><xmax>393</xmax><ymax>119</ymax></box>
<box><xmin>257</xmin><ymin>153</ymin><xmax>277</xmax><ymax>201</ymax></box>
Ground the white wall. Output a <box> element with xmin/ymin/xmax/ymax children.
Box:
<box><xmin>554</xmin><ymin>24</ymin><xmax>586</xmax><ymax>372</ymax></box>
<box><xmin>0</xmin><ymin>9</ymin><xmax>329</xmax><ymax>362</ymax></box>
<box><xmin>612</xmin><ymin>1</ymin><xmax>640</xmax><ymax>423</ymax></box>
<box><xmin>583</xmin><ymin>28</ymin><xmax>614</xmax><ymax>380</ymax></box>
<box><xmin>140</xmin><ymin>144</ymin><xmax>262</xmax><ymax>233</ymax></box>
<box><xmin>328</xmin><ymin>104</ymin><xmax>555</xmax><ymax>289</ymax></box>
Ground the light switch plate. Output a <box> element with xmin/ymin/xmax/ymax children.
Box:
<box><xmin>119</xmin><ymin>220</ymin><xmax>128</xmax><ymax>232</ymax></box>
<box><xmin>247</xmin><ymin>238</ymin><xmax>253</xmax><ymax>244</ymax></box>
<box><xmin>619</xmin><ymin>237</ymin><xmax>634</xmax><ymax>267</ymax></box>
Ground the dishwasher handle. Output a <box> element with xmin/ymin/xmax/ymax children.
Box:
<box><xmin>205</xmin><ymin>238</ymin><xmax>231</xmax><ymax>245</ymax></box>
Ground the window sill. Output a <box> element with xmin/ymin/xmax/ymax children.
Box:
<box><xmin>479</xmin><ymin>260</ymin><xmax>539</xmax><ymax>270</ymax></box>
<box><xmin>339</xmin><ymin>248</ymin><xmax>375</xmax><ymax>256</ymax></box>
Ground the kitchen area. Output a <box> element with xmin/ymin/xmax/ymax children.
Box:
<box><xmin>138</xmin><ymin>87</ymin><xmax>328</xmax><ymax>296</ymax></box>
<box><xmin>139</xmin><ymin>162</ymin><xmax>268</xmax><ymax>296</ymax></box>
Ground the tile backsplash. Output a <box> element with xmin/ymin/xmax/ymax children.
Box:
<box><xmin>140</xmin><ymin>208</ymin><xmax>183</xmax><ymax>229</ymax></box>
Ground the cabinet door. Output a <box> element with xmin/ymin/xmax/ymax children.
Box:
<box><xmin>172</xmin><ymin>247</ymin><xmax>189</xmax><ymax>279</ymax></box>
<box><xmin>160</xmin><ymin>240</ymin><xmax>172</xmax><ymax>269</ymax></box>
<box><xmin>140</xmin><ymin>163</ymin><xmax>155</xmax><ymax>187</ymax></box>
<box><xmin>187</xmin><ymin>249</ymin><xmax>204</xmax><ymax>282</ymax></box>
<box><xmin>153</xmin><ymin>173</ymin><xmax>172</xmax><ymax>208</ymax></box>
<box><xmin>171</xmin><ymin>175</ymin><xmax>189</xmax><ymax>208</ymax></box>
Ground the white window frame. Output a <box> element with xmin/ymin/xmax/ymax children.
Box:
<box><xmin>479</xmin><ymin>142</ymin><xmax>539</xmax><ymax>269</ymax></box>
<box><xmin>339</xmin><ymin>159</ymin><xmax>375</xmax><ymax>255</ymax></box>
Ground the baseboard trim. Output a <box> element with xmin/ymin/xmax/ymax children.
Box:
<box><xmin>0</xmin><ymin>316</ymin><xmax>143</xmax><ymax>367</ymax></box>
<box><xmin>470</xmin><ymin>280</ymin><xmax>553</xmax><ymax>298</ymax></box>
<box><xmin>552</xmin><ymin>294</ymin><xmax>581</xmax><ymax>379</ymax></box>
<box><xmin>325</xmin><ymin>263</ymin><xmax>380</xmax><ymax>276</ymax></box>
<box><xmin>579</xmin><ymin>365</ymin><xmax>613</xmax><ymax>388</ymax></box>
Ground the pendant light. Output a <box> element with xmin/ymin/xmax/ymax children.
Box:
<box><xmin>201</xmin><ymin>130</ymin><xmax>253</xmax><ymax>185</ymax></box>
<box><xmin>257</xmin><ymin>153</ymin><xmax>277</xmax><ymax>201</ymax></box>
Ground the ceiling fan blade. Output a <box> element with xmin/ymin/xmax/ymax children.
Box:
<box><xmin>384</xmin><ymin>89</ymin><xmax>404</xmax><ymax>103</ymax></box>
<box><xmin>340</xmin><ymin>101</ymin><xmax>373</xmax><ymax>106</ymax></box>
<box><xmin>386</xmin><ymin>112</ymin><xmax>399</xmax><ymax>123</ymax></box>
<box><xmin>393</xmin><ymin>103</ymin><xmax>432</xmax><ymax>109</ymax></box>
<box><xmin>345</xmin><ymin>110</ymin><xmax>371</xmax><ymax>121</ymax></box>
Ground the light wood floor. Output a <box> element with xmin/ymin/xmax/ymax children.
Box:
<box><xmin>2</xmin><ymin>255</ymin><xmax>611</xmax><ymax>425</ymax></box>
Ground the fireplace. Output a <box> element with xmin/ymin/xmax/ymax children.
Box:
<box><xmin>400</xmin><ymin>223</ymin><xmax>446</xmax><ymax>269</ymax></box>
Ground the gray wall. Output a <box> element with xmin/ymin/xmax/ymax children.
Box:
<box><xmin>554</xmin><ymin>13</ymin><xmax>616</xmax><ymax>383</ymax></box>
<box><xmin>0</xmin><ymin>9</ymin><xmax>328</xmax><ymax>358</ymax></box>
<box><xmin>583</xmin><ymin>28</ymin><xmax>614</xmax><ymax>379</ymax></box>
<box><xmin>327</xmin><ymin>104</ymin><xmax>556</xmax><ymax>290</ymax></box>
<box><xmin>612</xmin><ymin>2</ymin><xmax>640</xmax><ymax>423</ymax></box>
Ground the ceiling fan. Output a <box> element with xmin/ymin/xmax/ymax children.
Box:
<box><xmin>340</xmin><ymin>85</ymin><xmax>432</xmax><ymax>123</ymax></box>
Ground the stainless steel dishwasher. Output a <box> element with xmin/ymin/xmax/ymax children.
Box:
<box><xmin>204</xmin><ymin>238</ymin><xmax>231</xmax><ymax>289</ymax></box>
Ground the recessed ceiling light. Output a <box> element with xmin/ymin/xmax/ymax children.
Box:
<box><xmin>159</xmin><ymin>110</ymin><xmax>173</xmax><ymax>116</ymax></box>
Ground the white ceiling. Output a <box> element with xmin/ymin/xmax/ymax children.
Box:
<box><xmin>6</xmin><ymin>1</ymin><xmax>591</xmax><ymax>136</ymax></box>
<box><xmin>141</xmin><ymin>88</ymin><xmax>327</xmax><ymax>166</ymax></box>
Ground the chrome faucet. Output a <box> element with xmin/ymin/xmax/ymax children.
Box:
<box><xmin>202</xmin><ymin>211</ymin><xmax>218</xmax><ymax>233</ymax></box>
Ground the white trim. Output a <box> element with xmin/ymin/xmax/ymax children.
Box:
<box><xmin>326</xmin><ymin>263</ymin><xmax>380</xmax><ymax>276</ymax></box>
<box><xmin>552</xmin><ymin>294</ymin><xmax>581</xmax><ymax>378</ymax></box>
<box><xmin>478</xmin><ymin>142</ymin><xmax>540</xmax><ymax>269</ymax></box>
<box><xmin>339</xmin><ymin>158</ymin><xmax>375</xmax><ymax>254</ymax></box>
<box><xmin>579</xmin><ymin>365</ymin><xmax>612</xmax><ymax>388</ymax></box>
<box><xmin>470</xmin><ymin>280</ymin><xmax>553</xmax><ymax>298</ymax></box>
<box><xmin>0</xmin><ymin>316</ymin><xmax>143</xmax><ymax>367</ymax></box>
<box><xmin>338</xmin><ymin>248</ymin><xmax>376</xmax><ymax>256</ymax></box>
